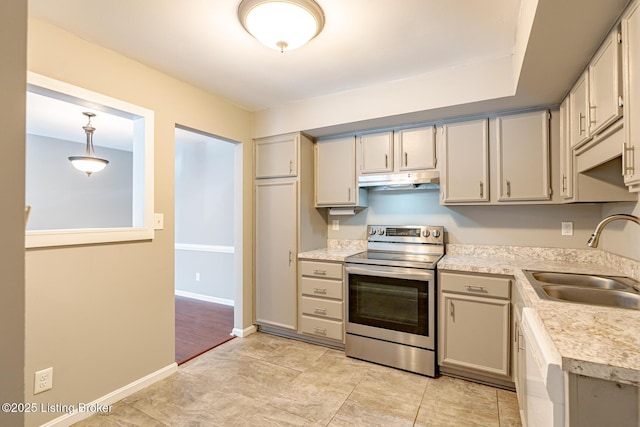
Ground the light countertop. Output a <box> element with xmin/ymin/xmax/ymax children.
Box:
<box><xmin>298</xmin><ymin>247</ymin><xmax>364</xmax><ymax>262</ymax></box>
<box><xmin>298</xmin><ymin>239</ymin><xmax>366</xmax><ymax>262</ymax></box>
<box><xmin>439</xmin><ymin>245</ymin><xmax>640</xmax><ymax>386</ymax></box>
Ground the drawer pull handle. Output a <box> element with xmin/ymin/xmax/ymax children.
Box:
<box><xmin>506</xmin><ymin>180</ymin><xmax>511</xmax><ymax>197</ymax></box>
<box><xmin>313</xmin><ymin>327</ymin><xmax>327</xmax><ymax>335</ymax></box>
<box><xmin>313</xmin><ymin>288</ymin><xmax>328</xmax><ymax>294</ymax></box>
<box><xmin>313</xmin><ymin>308</ymin><xmax>327</xmax><ymax>315</ymax></box>
<box><xmin>466</xmin><ymin>285</ymin><xmax>486</xmax><ymax>292</ymax></box>
<box><xmin>313</xmin><ymin>270</ymin><xmax>327</xmax><ymax>276</ymax></box>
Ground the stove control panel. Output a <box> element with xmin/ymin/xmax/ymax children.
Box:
<box><xmin>367</xmin><ymin>225</ymin><xmax>444</xmax><ymax>245</ymax></box>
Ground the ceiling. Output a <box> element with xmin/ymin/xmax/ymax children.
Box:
<box><xmin>27</xmin><ymin>0</ymin><xmax>630</xmax><ymax>138</ymax></box>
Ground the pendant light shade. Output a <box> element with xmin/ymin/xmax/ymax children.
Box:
<box><xmin>68</xmin><ymin>112</ymin><xmax>109</xmax><ymax>176</ymax></box>
<box><xmin>238</xmin><ymin>0</ymin><xmax>325</xmax><ymax>52</ymax></box>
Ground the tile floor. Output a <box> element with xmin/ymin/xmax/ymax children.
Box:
<box><xmin>73</xmin><ymin>332</ymin><xmax>522</xmax><ymax>426</ymax></box>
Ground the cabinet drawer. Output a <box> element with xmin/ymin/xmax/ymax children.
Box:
<box><xmin>301</xmin><ymin>296</ymin><xmax>343</xmax><ymax>320</ymax></box>
<box><xmin>300</xmin><ymin>316</ymin><xmax>343</xmax><ymax>341</ymax></box>
<box><xmin>300</xmin><ymin>277</ymin><xmax>343</xmax><ymax>299</ymax></box>
<box><xmin>440</xmin><ymin>272</ymin><xmax>511</xmax><ymax>299</ymax></box>
<box><xmin>300</xmin><ymin>261</ymin><xmax>343</xmax><ymax>280</ymax></box>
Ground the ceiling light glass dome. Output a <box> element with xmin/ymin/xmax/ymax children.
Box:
<box><xmin>238</xmin><ymin>0</ymin><xmax>325</xmax><ymax>53</ymax></box>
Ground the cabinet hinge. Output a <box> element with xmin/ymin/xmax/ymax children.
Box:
<box><xmin>549</xmin><ymin>187</ymin><xmax>553</xmax><ymax>196</ymax></box>
<box><xmin>434</xmin><ymin>157</ymin><xmax>438</xmax><ymax>167</ymax></box>
<box><xmin>547</xmin><ymin>111</ymin><xmax>551</xmax><ymax>120</ymax></box>
<box><xmin>617</xmin><ymin>32</ymin><xmax>622</xmax><ymax>44</ymax></box>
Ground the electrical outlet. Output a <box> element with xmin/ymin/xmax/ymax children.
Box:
<box><xmin>562</xmin><ymin>221</ymin><xmax>574</xmax><ymax>236</ymax></box>
<box><xmin>332</xmin><ymin>219</ymin><xmax>339</xmax><ymax>231</ymax></box>
<box><xmin>34</xmin><ymin>367</ymin><xmax>53</xmax><ymax>394</ymax></box>
<box><xmin>195</xmin><ymin>272</ymin><xmax>200</xmax><ymax>281</ymax></box>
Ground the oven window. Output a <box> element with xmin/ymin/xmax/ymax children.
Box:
<box><xmin>349</xmin><ymin>274</ymin><xmax>428</xmax><ymax>335</ymax></box>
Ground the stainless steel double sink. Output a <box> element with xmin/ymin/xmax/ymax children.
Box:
<box><xmin>524</xmin><ymin>270</ymin><xmax>640</xmax><ymax>310</ymax></box>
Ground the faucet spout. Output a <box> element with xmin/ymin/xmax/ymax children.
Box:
<box><xmin>587</xmin><ymin>214</ymin><xmax>640</xmax><ymax>248</ymax></box>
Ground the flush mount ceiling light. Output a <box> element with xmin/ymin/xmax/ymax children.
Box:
<box><xmin>238</xmin><ymin>0</ymin><xmax>325</xmax><ymax>53</ymax></box>
<box><xmin>68</xmin><ymin>112</ymin><xmax>109</xmax><ymax>177</ymax></box>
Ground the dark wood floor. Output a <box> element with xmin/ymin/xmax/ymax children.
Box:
<box><xmin>175</xmin><ymin>296</ymin><xmax>235</xmax><ymax>365</ymax></box>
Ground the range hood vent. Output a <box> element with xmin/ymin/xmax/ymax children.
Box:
<box><xmin>358</xmin><ymin>170</ymin><xmax>439</xmax><ymax>191</ymax></box>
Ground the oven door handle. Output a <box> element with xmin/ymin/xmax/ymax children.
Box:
<box><xmin>345</xmin><ymin>265</ymin><xmax>433</xmax><ymax>282</ymax></box>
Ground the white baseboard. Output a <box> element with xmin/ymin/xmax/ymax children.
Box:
<box><xmin>175</xmin><ymin>290</ymin><xmax>234</xmax><ymax>307</ymax></box>
<box><xmin>232</xmin><ymin>325</ymin><xmax>257</xmax><ymax>337</ymax></box>
<box><xmin>40</xmin><ymin>363</ymin><xmax>177</xmax><ymax>427</ymax></box>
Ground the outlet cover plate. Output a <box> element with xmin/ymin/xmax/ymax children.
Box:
<box><xmin>562</xmin><ymin>221</ymin><xmax>574</xmax><ymax>236</ymax></box>
<box><xmin>34</xmin><ymin>367</ymin><xmax>53</xmax><ymax>394</ymax></box>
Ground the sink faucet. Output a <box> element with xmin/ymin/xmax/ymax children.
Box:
<box><xmin>587</xmin><ymin>214</ymin><xmax>640</xmax><ymax>247</ymax></box>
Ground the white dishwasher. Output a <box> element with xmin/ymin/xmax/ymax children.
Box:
<box><xmin>521</xmin><ymin>308</ymin><xmax>565</xmax><ymax>427</ymax></box>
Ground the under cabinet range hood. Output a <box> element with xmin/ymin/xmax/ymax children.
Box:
<box><xmin>358</xmin><ymin>170</ymin><xmax>439</xmax><ymax>191</ymax></box>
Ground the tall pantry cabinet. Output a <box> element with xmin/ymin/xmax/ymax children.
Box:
<box><xmin>254</xmin><ymin>132</ymin><xmax>326</xmax><ymax>334</ymax></box>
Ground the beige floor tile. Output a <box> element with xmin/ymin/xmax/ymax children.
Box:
<box><xmin>245</xmin><ymin>404</ymin><xmax>326</xmax><ymax>426</ymax></box>
<box><xmin>72</xmin><ymin>333</ymin><xmax>522</xmax><ymax>427</ymax></box>
<box><xmin>268</xmin><ymin>393</ymin><xmax>347</xmax><ymax>425</ymax></box>
<box><xmin>328</xmin><ymin>400</ymin><xmax>416</xmax><ymax>427</ymax></box>
<box><xmin>497</xmin><ymin>389</ymin><xmax>522</xmax><ymax>427</ymax></box>
<box><xmin>122</xmin><ymin>371</ymin><xmax>212</xmax><ymax>421</ymax></box>
<box><xmin>166</xmin><ymin>390</ymin><xmax>268</xmax><ymax>426</ymax></box>
<box><xmin>71</xmin><ymin>401</ymin><xmax>168</xmax><ymax>426</ymax></box>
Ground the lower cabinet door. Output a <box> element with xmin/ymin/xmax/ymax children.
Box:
<box><xmin>439</xmin><ymin>292</ymin><xmax>510</xmax><ymax>377</ymax></box>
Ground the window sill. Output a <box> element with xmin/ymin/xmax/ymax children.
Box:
<box><xmin>26</xmin><ymin>227</ymin><xmax>155</xmax><ymax>249</ymax></box>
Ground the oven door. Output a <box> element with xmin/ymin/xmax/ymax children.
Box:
<box><xmin>345</xmin><ymin>264</ymin><xmax>435</xmax><ymax>350</ymax></box>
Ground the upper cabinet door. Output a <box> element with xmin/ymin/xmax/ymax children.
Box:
<box><xmin>397</xmin><ymin>126</ymin><xmax>436</xmax><ymax>171</ymax></box>
<box><xmin>623</xmin><ymin>1</ymin><xmax>640</xmax><ymax>191</ymax></box>
<box><xmin>441</xmin><ymin>119</ymin><xmax>489</xmax><ymax>203</ymax></box>
<box><xmin>589</xmin><ymin>29</ymin><xmax>623</xmax><ymax>136</ymax></box>
<box><xmin>559</xmin><ymin>98</ymin><xmax>574</xmax><ymax>200</ymax></box>
<box><xmin>255</xmin><ymin>133</ymin><xmax>298</xmax><ymax>179</ymax></box>
<box><xmin>569</xmin><ymin>71</ymin><xmax>591</xmax><ymax>148</ymax></box>
<box><xmin>497</xmin><ymin>110</ymin><xmax>550</xmax><ymax>202</ymax></box>
<box><xmin>315</xmin><ymin>136</ymin><xmax>357</xmax><ymax>206</ymax></box>
<box><xmin>359</xmin><ymin>131</ymin><xmax>393</xmax><ymax>174</ymax></box>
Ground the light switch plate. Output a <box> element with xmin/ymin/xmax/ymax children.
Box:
<box><xmin>332</xmin><ymin>219</ymin><xmax>339</xmax><ymax>231</ymax></box>
<box><xmin>154</xmin><ymin>213</ymin><xmax>164</xmax><ymax>230</ymax></box>
<box><xmin>562</xmin><ymin>221</ymin><xmax>573</xmax><ymax>236</ymax></box>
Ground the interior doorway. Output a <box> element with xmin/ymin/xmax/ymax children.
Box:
<box><xmin>174</xmin><ymin>126</ymin><xmax>237</xmax><ymax>364</ymax></box>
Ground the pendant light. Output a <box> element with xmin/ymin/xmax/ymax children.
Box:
<box><xmin>68</xmin><ymin>112</ymin><xmax>109</xmax><ymax>176</ymax></box>
<box><xmin>238</xmin><ymin>0</ymin><xmax>325</xmax><ymax>53</ymax></box>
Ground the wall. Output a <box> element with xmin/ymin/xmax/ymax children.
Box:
<box><xmin>0</xmin><ymin>1</ymin><xmax>27</xmax><ymax>426</ymax></box>
<box><xmin>175</xmin><ymin>130</ymin><xmax>235</xmax><ymax>304</ymax></box>
<box><xmin>329</xmin><ymin>190</ymin><xmax>604</xmax><ymax>249</ymax></box>
<box><xmin>26</xmin><ymin>134</ymin><xmax>133</xmax><ymax>230</ymax></box>
<box><xmin>26</xmin><ymin>18</ymin><xmax>252</xmax><ymax>426</ymax></box>
<box><xmin>600</xmin><ymin>200</ymin><xmax>640</xmax><ymax>260</ymax></box>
